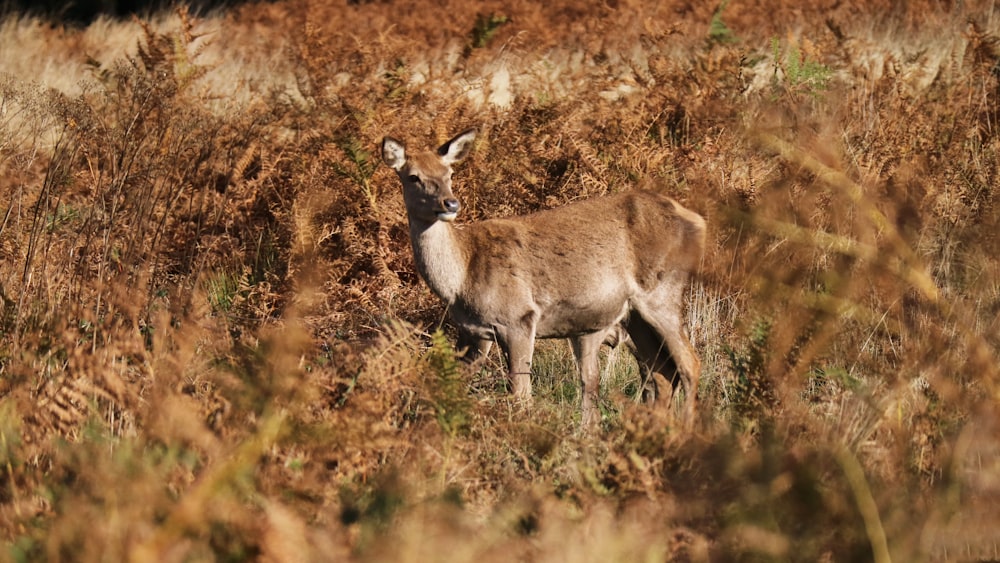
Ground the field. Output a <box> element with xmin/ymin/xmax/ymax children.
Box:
<box><xmin>1</xmin><ymin>0</ymin><xmax>999</xmax><ymax>560</ymax></box>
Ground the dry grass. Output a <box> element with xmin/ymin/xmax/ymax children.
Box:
<box><xmin>0</xmin><ymin>0</ymin><xmax>998</xmax><ymax>560</ymax></box>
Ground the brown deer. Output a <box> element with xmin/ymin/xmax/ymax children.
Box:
<box><xmin>381</xmin><ymin>128</ymin><xmax>706</xmax><ymax>428</ymax></box>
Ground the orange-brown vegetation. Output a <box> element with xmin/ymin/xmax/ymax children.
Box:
<box><xmin>0</xmin><ymin>0</ymin><xmax>998</xmax><ymax>560</ymax></box>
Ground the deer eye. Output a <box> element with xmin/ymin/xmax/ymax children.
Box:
<box><xmin>407</xmin><ymin>174</ymin><xmax>421</xmax><ymax>184</ymax></box>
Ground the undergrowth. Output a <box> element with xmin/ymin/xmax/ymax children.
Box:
<box><xmin>0</xmin><ymin>0</ymin><xmax>998</xmax><ymax>560</ymax></box>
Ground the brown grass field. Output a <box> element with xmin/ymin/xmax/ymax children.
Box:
<box><xmin>1</xmin><ymin>0</ymin><xmax>999</xmax><ymax>560</ymax></box>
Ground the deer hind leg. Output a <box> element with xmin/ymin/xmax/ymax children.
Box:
<box><xmin>627</xmin><ymin>300</ymin><xmax>700</xmax><ymax>428</ymax></box>
<box><xmin>624</xmin><ymin>314</ymin><xmax>679</xmax><ymax>406</ymax></box>
<box><xmin>571</xmin><ymin>331</ymin><xmax>606</xmax><ymax>430</ymax></box>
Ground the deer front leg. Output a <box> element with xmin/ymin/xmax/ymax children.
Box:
<box><xmin>456</xmin><ymin>330</ymin><xmax>493</xmax><ymax>364</ymax></box>
<box><xmin>507</xmin><ymin>336</ymin><xmax>535</xmax><ymax>403</ymax></box>
<box><xmin>498</xmin><ymin>321</ymin><xmax>536</xmax><ymax>405</ymax></box>
<box><xmin>572</xmin><ymin>331</ymin><xmax>606</xmax><ymax>430</ymax></box>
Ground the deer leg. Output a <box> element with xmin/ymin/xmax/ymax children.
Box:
<box><xmin>664</xmin><ymin>329</ymin><xmax>700</xmax><ymax>427</ymax></box>
<box><xmin>602</xmin><ymin>323</ymin><xmax>655</xmax><ymax>405</ymax></box>
<box><xmin>624</xmin><ymin>314</ymin><xmax>678</xmax><ymax>406</ymax></box>
<box><xmin>457</xmin><ymin>330</ymin><xmax>493</xmax><ymax>364</ymax></box>
<box><xmin>629</xmin><ymin>300</ymin><xmax>700</xmax><ymax>428</ymax></box>
<box><xmin>498</xmin><ymin>323</ymin><xmax>536</xmax><ymax>405</ymax></box>
<box><xmin>507</xmin><ymin>336</ymin><xmax>534</xmax><ymax>403</ymax></box>
<box><xmin>571</xmin><ymin>332</ymin><xmax>606</xmax><ymax>430</ymax></box>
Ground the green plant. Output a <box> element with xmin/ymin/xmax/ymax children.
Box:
<box><xmin>334</xmin><ymin>135</ymin><xmax>379</xmax><ymax>209</ymax></box>
<box><xmin>383</xmin><ymin>59</ymin><xmax>409</xmax><ymax>101</ymax></box>
<box><xmin>708</xmin><ymin>0</ymin><xmax>738</xmax><ymax>45</ymax></box>
<box><xmin>770</xmin><ymin>36</ymin><xmax>833</xmax><ymax>96</ymax></box>
<box><xmin>723</xmin><ymin>320</ymin><xmax>776</xmax><ymax>432</ymax></box>
<box><xmin>206</xmin><ymin>271</ymin><xmax>241</xmax><ymax>314</ymax></box>
<box><xmin>424</xmin><ymin>330</ymin><xmax>470</xmax><ymax>436</ymax></box>
<box><xmin>468</xmin><ymin>13</ymin><xmax>510</xmax><ymax>52</ymax></box>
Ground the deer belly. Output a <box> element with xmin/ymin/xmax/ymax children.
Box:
<box><xmin>535</xmin><ymin>298</ymin><xmax>628</xmax><ymax>339</ymax></box>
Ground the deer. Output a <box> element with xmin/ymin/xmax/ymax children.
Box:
<box><xmin>381</xmin><ymin>128</ymin><xmax>706</xmax><ymax>428</ymax></box>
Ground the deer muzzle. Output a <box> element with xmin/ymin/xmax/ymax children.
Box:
<box><xmin>438</xmin><ymin>198</ymin><xmax>460</xmax><ymax>221</ymax></box>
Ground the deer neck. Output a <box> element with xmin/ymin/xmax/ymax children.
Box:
<box><xmin>409</xmin><ymin>219</ymin><xmax>469</xmax><ymax>304</ymax></box>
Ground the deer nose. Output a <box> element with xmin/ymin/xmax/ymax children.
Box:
<box><xmin>442</xmin><ymin>198</ymin><xmax>460</xmax><ymax>214</ymax></box>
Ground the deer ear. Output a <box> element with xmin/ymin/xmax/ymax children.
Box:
<box><xmin>382</xmin><ymin>137</ymin><xmax>407</xmax><ymax>171</ymax></box>
<box><xmin>438</xmin><ymin>129</ymin><xmax>476</xmax><ymax>165</ymax></box>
